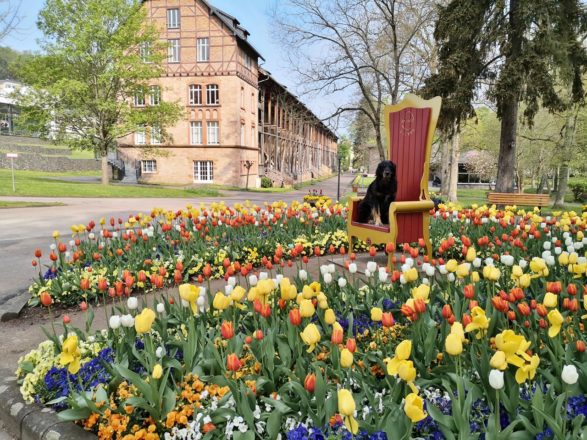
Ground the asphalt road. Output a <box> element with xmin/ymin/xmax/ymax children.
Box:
<box><xmin>0</xmin><ymin>173</ymin><xmax>354</xmax><ymax>305</ymax></box>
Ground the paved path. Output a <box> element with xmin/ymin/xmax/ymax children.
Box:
<box><xmin>0</xmin><ymin>173</ymin><xmax>354</xmax><ymax>305</ymax></box>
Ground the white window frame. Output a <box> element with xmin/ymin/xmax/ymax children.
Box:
<box><xmin>168</xmin><ymin>39</ymin><xmax>180</xmax><ymax>63</ymax></box>
<box><xmin>140</xmin><ymin>42</ymin><xmax>151</xmax><ymax>63</ymax></box>
<box><xmin>197</xmin><ymin>38</ymin><xmax>209</xmax><ymax>62</ymax></box>
<box><xmin>141</xmin><ymin>160</ymin><xmax>157</xmax><ymax>173</ymax></box>
<box><xmin>188</xmin><ymin>85</ymin><xmax>202</xmax><ymax>106</ymax></box>
<box><xmin>151</xmin><ymin>126</ymin><xmax>162</xmax><ymax>145</ymax></box>
<box><xmin>149</xmin><ymin>86</ymin><xmax>160</xmax><ymax>105</ymax></box>
<box><xmin>190</xmin><ymin>121</ymin><xmax>202</xmax><ymax>145</ymax></box>
<box><xmin>207</xmin><ymin>121</ymin><xmax>219</xmax><ymax>145</ymax></box>
<box><xmin>167</xmin><ymin>8</ymin><xmax>180</xmax><ymax>29</ymax></box>
<box><xmin>135</xmin><ymin>127</ymin><xmax>146</xmax><ymax>145</ymax></box>
<box><xmin>193</xmin><ymin>160</ymin><xmax>213</xmax><ymax>183</ymax></box>
<box><xmin>134</xmin><ymin>93</ymin><xmax>145</xmax><ymax>107</ymax></box>
<box><xmin>206</xmin><ymin>84</ymin><xmax>219</xmax><ymax>105</ymax></box>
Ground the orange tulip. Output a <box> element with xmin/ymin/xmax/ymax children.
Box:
<box><xmin>331</xmin><ymin>328</ymin><xmax>344</xmax><ymax>345</ymax></box>
<box><xmin>221</xmin><ymin>321</ymin><xmax>235</xmax><ymax>340</ymax></box>
<box><xmin>304</xmin><ymin>373</ymin><xmax>316</xmax><ymax>393</ymax></box>
<box><xmin>40</xmin><ymin>292</ymin><xmax>52</xmax><ymax>307</ymax></box>
<box><xmin>382</xmin><ymin>312</ymin><xmax>395</xmax><ymax>328</ymax></box>
<box><xmin>226</xmin><ymin>354</ymin><xmax>241</xmax><ymax>372</ymax></box>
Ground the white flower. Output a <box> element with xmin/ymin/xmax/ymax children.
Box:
<box><xmin>489</xmin><ymin>369</ymin><xmax>504</xmax><ymax>390</ymax></box>
<box><xmin>272</xmin><ymin>278</ymin><xmax>279</xmax><ymax>289</ymax></box>
<box><xmin>276</xmin><ymin>274</ymin><xmax>284</xmax><ymax>284</ymax></box>
<box><xmin>542</xmin><ymin>250</ymin><xmax>552</xmax><ymax>260</ymax></box>
<box><xmin>298</xmin><ymin>269</ymin><xmax>308</xmax><ymax>280</ymax></box>
<box><xmin>378</xmin><ymin>271</ymin><xmax>388</xmax><ymax>283</ymax></box>
<box><xmin>500</xmin><ymin>255</ymin><xmax>514</xmax><ymax>266</ymax></box>
<box><xmin>447</xmin><ymin>273</ymin><xmax>455</xmax><ymax>282</ymax></box>
<box><xmin>225</xmin><ymin>285</ymin><xmax>233</xmax><ymax>295</ymax></box>
<box><xmin>405</xmin><ymin>258</ymin><xmax>414</xmax><ymax>268</ymax></box>
<box><xmin>364</xmin><ymin>269</ymin><xmax>371</xmax><ymax>278</ymax></box>
<box><xmin>425</xmin><ymin>265</ymin><xmax>436</xmax><ymax>277</ymax></box>
<box><xmin>338</xmin><ymin>277</ymin><xmax>347</xmax><ymax>288</ymax></box>
<box><xmin>181</xmin><ymin>299</ymin><xmax>190</xmax><ymax>308</ymax></box>
<box><xmin>484</xmin><ymin>257</ymin><xmax>494</xmax><ymax>267</ymax></box>
<box><xmin>259</xmin><ymin>272</ymin><xmax>268</xmax><ymax>280</ymax></box>
<box><xmin>323</xmin><ymin>273</ymin><xmax>332</xmax><ymax>284</ymax></box>
<box><xmin>121</xmin><ymin>314</ymin><xmax>134</xmax><ymax>327</ymax></box>
<box><xmin>227</xmin><ymin>276</ymin><xmax>236</xmax><ymax>287</ymax></box>
<box><xmin>88</xmin><ymin>232</ymin><xmax>95</xmax><ymax>240</ymax></box>
<box><xmin>543</xmin><ymin>241</ymin><xmax>552</xmax><ymax>250</ymax></box>
<box><xmin>69</xmin><ymin>240</ymin><xmax>75</xmax><ymax>247</ymax></box>
<box><xmin>554</xmin><ymin>247</ymin><xmax>562</xmax><ymax>255</ymax></box>
<box><xmin>562</xmin><ymin>365</ymin><xmax>579</xmax><ymax>385</ymax></box>
<box><xmin>399</xmin><ymin>274</ymin><xmax>406</xmax><ymax>284</ymax></box>
<box><xmin>109</xmin><ymin>315</ymin><xmax>121</xmax><ymax>330</ymax></box>
<box><xmin>367</xmin><ymin>261</ymin><xmax>377</xmax><ymax>272</ymax></box>
<box><xmin>519</xmin><ymin>259</ymin><xmax>528</xmax><ymax>269</ymax></box>
<box><xmin>65</xmin><ymin>251</ymin><xmax>71</xmax><ymax>259</ymax></box>
<box><xmin>438</xmin><ymin>265</ymin><xmax>447</xmax><ymax>275</ymax></box>
<box><xmin>328</xmin><ymin>263</ymin><xmax>336</xmax><ymax>274</ymax></box>
<box><xmin>49</xmin><ymin>243</ymin><xmax>56</xmax><ymax>250</ymax></box>
<box><xmin>156</xmin><ymin>346</ymin><xmax>166</xmax><ymax>358</ymax></box>
<box><xmin>156</xmin><ymin>303</ymin><xmax>165</xmax><ymax>314</ymax></box>
<box><xmin>249</xmin><ymin>275</ymin><xmax>258</xmax><ymax>286</ymax></box>
<box><xmin>348</xmin><ymin>263</ymin><xmax>357</xmax><ymax>274</ymax></box>
<box><xmin>422</xmin><ymin>277</ymin><xmax>430</xmax><ymax>285</ymax></box>
<box><xmin>545</xmin><ymin>256</ymin><xmax>555</xmax><ymax>266</ymax></box>
<box><xmin>196</xmin><ymin>296</ymin><xmax>205</xmax><ymax>307</ymax></box>
<box><xmin>127</xmin><ymin>297</ymin><xmax>138</xmax><ymax>310</ymax></box>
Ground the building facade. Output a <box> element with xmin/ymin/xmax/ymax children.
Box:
<box><xmin>116</xmin><ymin>0</ymin><xmax>337</xmax><ymax>188</ymax></box>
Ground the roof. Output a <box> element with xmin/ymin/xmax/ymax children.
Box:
<box><xmin>259</xmin><ymin>67</ymin><xmax>338</xmax><ymax>141</ymax></box>
<box><xmin>141</xmin><ymin>0</ymin><xmax>264</xmax><ymax>61</ymax></box>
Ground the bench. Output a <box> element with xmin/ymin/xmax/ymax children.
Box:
<box><xmin>487</xmin><ymin>192</ymin><xmax>550</xmax><ymax>208</ymax></box>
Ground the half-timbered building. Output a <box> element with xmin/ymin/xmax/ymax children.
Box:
<box><xmin>116</xmin><ymin>0</ymin><xmax>337</xmax><ymax>188</ymax></box>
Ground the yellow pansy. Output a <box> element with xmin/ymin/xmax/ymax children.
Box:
<box><xmin>59</xmin><ymin>334</ymin><xmax>81</xmax><ymax>374</ymax></box>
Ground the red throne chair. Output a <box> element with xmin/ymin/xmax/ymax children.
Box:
<box><xmin>347</xmin><ymin>94</ymin><xmax>442</xmax><ymax>265</ymax></box>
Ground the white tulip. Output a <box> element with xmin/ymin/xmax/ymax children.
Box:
<box><xmin>425</xmin><ymin>266</ymin><xmax>436</xmax><ymax>277</ymax></box>
<box><xmin>227</xmin><ymin>276</ymin><xmax>236</xmax><ymax>287</ymax></box>
<box><xmin>320</xmin><ymin>265</ymin><xmax>328</xmax><ymax>275</ymax></box>
<box><xmin>484</xmin><ymin>258</ymin><xmax>494</xmax><ymax>267</ymax></box>
<box><xmin>196</xmin><ymin>296</ymin><xmax>205</xmax><ymax>307</ymax></box>
<box><xmin>328</xmin><ymin>263</ymin><xmax>336</xmax><ymax>274</ymax></box>
<box><xmin>519</xmin><ymin>259</ymin><xmax>528</xmax><ymax>269</ymax></box>
<box><xmin>489</xmin><ymin>369</ymin><xmax>504</xmax><ymax>390</ymax></box>
<box><xmin>348</xmin><ymin>263</ymin><xmax>357</xmax><ymax>274</ymax></box>
<box><xmin>156</xmin><ymin>346</ymin><xmax>166</xmax><ymax>358</ymax></box>
<box><xmin>338</xmin><ymin>277</ymin><xmax>347</xmax><ymax>288</ymax></box>
<box><xmin>545</xmin><ymin>256</ymin><xmax>555</xmax><ymax>266</ymax></box>
<box><xmin>500</xmin><ymin>255</ymin><xmax>514</xmax><ymax>266</ymax></box>
<box><xmin>367</xmin><ymin>261</ymin><xmax>377</xmax><ymax>273</ymax></box>
<box><xmin>562</xmin><ymin>365</ymin><xmax>579</xmax><ymax>385</ymax></box>
<box><xmin>447</xmin><ymin>273</ymin><xmax>455</xmax><ymax>282</ymax></box>
<box><xmin>422</xmin><ymin>278</ymin><xmax>430</xmax><ymax>285</ymax></box>
<box><xmin>543</xmin><ymin>241</ymin><xmax>552</xmax><ymax>250</ymax></box>
<box><xmin>399</xmin><ymin>274</ymin><xmax>406</xmax><ymax>284</ymax></box>
<box><xmin>181</xmin><ymin>299</ymin><xmax>190</xmax><ymax>308</ymax></box>
<box><xmin>405</xmin><ymin>258</ymin><xmax>414</xmax><ymax>268</ymax></box>
<box><xmin>156</xmin><ymin>303</ymin><xmax>165</xmax><ymax>314</ymax></box>
<box><xmin>323</xmin><ymin>273</ymin><xmax>332</xmax><ymax>284</ymax></box>
<box><xmin>259</xmin><ymin>272</ymin><xmax>268</xmax><ymax>280</ymax></box>
<box><xmin>276</xmin><ymin>274</ymin><xmax>284</xmax><ymax>284</ymax></box>
<box><xmin>298</xmin><ymin>269</ymin><xmax>308</xmax><ymax>280</ymax></box>
<box><xmin>249</xmin><ymin>275</ymin><xmax>258</xmax><ymax>286</ymax></box>
<box><xmin>50</xmin><ymin>243</ymin><xmax>56</xmax><ymax>250</ymax></box>
<box><xmin>554</xmin><ymin>247</ymin><xmax>562</xmax><ymax>255</ymax></box>
<box><xmin>438</xmin><ymin>265</ymin><xmax>447</xmax><ymax>275</ymax></box>
<box><xmin>364</xmin><ymin>269</ymin><xmax>371</xmax><ymax>278</ymax></box>
<box><xmin>225</xmin><ymin>285</ymin><xmax>233</xmax><ymax>295</ymax></box>
<box><xmin>109</xmin><ymin>315</ymin><xmax>121</xmax><ymax>330</ymax></box>
<box><xmin>121</xmin><ymin>314</ymin><xmax>134</xmax><ymax>328</ymax></box>
<box><xmin>378</xmin><ymin>271</ymin><xmax>388</xmax><ymax>283</ymax></box>
<box><xmin>127</xmin><ymin>297</ymin><xmax>138</xmax><ymax>310</ymax></box>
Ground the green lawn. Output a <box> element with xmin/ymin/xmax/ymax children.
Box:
<box><xmin>0</xmin><ymin>170</ymin><xmax>221</xmax><ymax>198</ymax></box>
<box><xmin>0</xmin><ymin>201</ymin><xmax>65</xmax><ymax>208</ymax></box>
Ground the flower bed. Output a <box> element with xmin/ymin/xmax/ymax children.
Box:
<box><xmin>16</xmin><ymin>204</ymin><xmax>587</xmax><ymax>439</ymax></box>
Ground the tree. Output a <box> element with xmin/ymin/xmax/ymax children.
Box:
<box><xmin>272</xmin><ymin>0</ymin><xmax>439</xmax><ymax>161</ymax></box>
<box><xmin>0</xmin><ymin>1</ymin><xmax>21</xmax><ymax>43</ymax></box>
<box><xmin>337</xmin><ymin>136</ymin><xmax>352</xmax><ymax>171</ymax></box>
<box><xmin>425</xmin><ymin>0</ymin><xmax>587</xmax><ymax>193</ymax></box>
<box><xmin>16</xmin><ymin>0</ymin><xmax>182</xmax><ymax>185</ymax></box>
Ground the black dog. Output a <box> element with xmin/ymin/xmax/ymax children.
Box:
<box><xmin>357</xmin><ymin>160</ymin><xmax>397</xmax><ymax>225</ymax></box>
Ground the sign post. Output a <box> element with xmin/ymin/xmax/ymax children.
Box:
<box><xmin>6</xmin><ymin>153</ymin><xmax>17</xmax><ymax>192</ymax></box>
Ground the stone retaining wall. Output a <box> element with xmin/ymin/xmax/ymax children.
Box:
<box><xmin>0</xmin><ymin>152</ymin><xmax>100</xmax><ymax>173</ymax></box>
<box><xmin>0</xmin><ymin>144</ymin><xmax>72</xmax><ymax>156</ymax></box>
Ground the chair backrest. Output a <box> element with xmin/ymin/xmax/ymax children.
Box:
<box><xmin>384</xmin><ymin>95</ymin><xmax>441</xmax><ymax>202</ymax></box>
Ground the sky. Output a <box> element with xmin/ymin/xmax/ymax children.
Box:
<box><xmin>2</xmin><ymin>0</ymin><xmax>339</xmax><ymax>127</ymax></box>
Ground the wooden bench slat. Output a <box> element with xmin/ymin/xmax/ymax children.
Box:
<box><xmin>487</xmin><ymin>192</ymin><xmax>550</xmax><ymax>207</ymax></box>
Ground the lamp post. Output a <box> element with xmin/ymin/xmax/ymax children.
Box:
<box><xmin>337</xmin><ymin>152</ymin><xmax>343</xmax><ymax>202</ymax></box>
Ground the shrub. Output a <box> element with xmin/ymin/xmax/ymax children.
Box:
<box><xmin>260</xmin><ymin>176</ymin><xmax>273</xmax><ymax>188</ymax></box>
<box><xmin>568</xmin><ymin>178</ymin><xmax>587</xmax><ymax>202</ymax></box>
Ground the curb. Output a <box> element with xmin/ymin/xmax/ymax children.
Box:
<box><xmin>0</xmin><ymin>292</ymin><xmax>29</xmax><ymax>322</ymax></box>
<box><xmin>0</xmin><ymin>370</ymin><xmax>95</xmax><ymax>440</ymax></box>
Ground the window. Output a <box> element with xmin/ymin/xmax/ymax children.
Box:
<box><xmin>251</xmin><ymin>93</ymin><xmax>255</xmax><ymax>113</ymax></box>
<box><xmin>190</xmin><ymin>121</ymin><xmax>202</xmax><ymax>145</ymax></box>
<box><xmin>240</xmin><ymin>122</ymin><xmax>245</xmax><ymax>146</ymax></box>
<box><xmin>142</xmin><ymin>160</ymin><xmax>157</xmax><ymax>173</ymax></box>
<box><xmin>135</xmin><ymin>126</ymin><xmax>146</xmax><ymax>145</ymax></box>
<box><xmin>207</xmin><ymin>121</ymin><xmax>219</xmax><ymax>145</ymax></box>
<box><xmin>151</xmin><ymin>126</ymin><xmax>162</xmax><ymax>145</ymax></box>
<box><xmin>168</xmin><ymin>39</ymin><xmax>180</xmax><ymax>63</ymax></box>
<box><xmin>251</xmin><ymin>125</ymin><xmax>255</xmax><ymax>148</ymax></box>
<box><xmin>149</xmin><ymin>86</ymin><xmax>160</xmax><ymax>105</ymax></box>
<box><xmin>241</xmin><ymin>87</ymin><xmax>245</xmax><ymax>109</ymax></box>
<box><xmin>167</xmin><ymin>9</ymin><xmax>180</xmax><ymax>29</ymax></box>
<box><xmin>197</xmin><ymin>38</ymin><xmax>209</xmax><ymax>62</ymax></box>
<box><xmin>188</xmin><ymin>85</ymin><xmax>202</xmax><ymax>105</ymax></box>
<box><xmin>193</xmin><ymin>160</ymin><xmax>213</xmax><ymax>182</ymax></box>
<box><xmin>243</xmin><ymin>52</ymin><xmax>252</xmax><ymax>70</ymax></box>
<box><xmin>206</xmin><ymin>84</ymin><xmax>219</xmax><ymax>105</ymax></box>
<box><xmin>134</xmin><ymin>93</ymin><xmax>145</xmax><ymax>107</ymax></box>
<box><xmin>140</xmin><ymin>42</ymin><xmax>151</xmax><ymax>63</ymax></box>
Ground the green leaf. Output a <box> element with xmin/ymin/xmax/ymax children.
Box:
<box><xmin>57</xmin><ymin>407</ymin><xmax>92</xmax><ymax>421</ymax></box>
<box><xmin>266</xmin><ymin>411</ymin><xmax>282</xmax><ymax>440</ymax></box>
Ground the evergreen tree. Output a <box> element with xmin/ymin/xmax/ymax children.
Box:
<box><xmin>425</xmin><ymin>0</ymin><xmax>587</xmax><ymax>192</ymax></box>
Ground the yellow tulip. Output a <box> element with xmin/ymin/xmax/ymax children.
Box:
<box><xmin>230</xmin><ymin>286</ymin><xmax>246</xmax><ymax>302</ymax></box>
<box><xmin>482</xmin><ymin>266</ymin><xmax>501</xmax><ymax>281</ymax></box>
<box><xmin>445</xmin><ymin>333</ymin><xmax>463</xmax><ymax>356</ymax></box>
<box><xmin>279</xmin><ymin>279</ymin><xmax>297</xmax><ymax>301</ymax></box>
<box><xmin>569</xmin><ymin>252</ymin><xmax>578</xmax><ymax>265</ymax></box>
<box><xmin>396</xmin><ymin>340</ymin><xmax>412</xmax><ymax>360</ymax></box>
<box><xmin>514</xmin><ymin>354</ymin><xmax>540</xmax><ymax>384</ymax></box>
<box><xmin>310</xmin><ymin>281</ymin><xmax>321</xmax><ymax>294</ymax></box>
<box><xmin>324</xmin><ymin>308</ymin><xmax>336</xmax><ymax>325</ymax></box>
<box><xmin>450</xmin><ymin>322</ymin><xmax>465</xmax><ymax>341</ymax></box>
<box><xmin>494</xmin><ymin>330</ymin><xmax>531</xmax><ymax>368</ymax></box>
<box><xmin>404</xmin><ymin>392</ymin><xmax>427</xmax><ymax>423</ymax></box>
<box><xmin>152</xmin><ymin>364</ymin><xmax>163</xmax><ymax>379</ymax></box>
<box><xmin>318</xmin><ymin>299</ymin><xmax>328</xmax><ymax>310</ymax></box>
<box><xmin>465</xmin><ymin>306</ymin><xmax>490</xmax><ymax>337</ymax></box>
<box><xmin>547</xmin><ymin>309</ymin><xmax>564</xmax><ymax>338</ymax></box>
<box><xmin>530</xmin><ymin>257</ymin><xmax>549</xmax><ymax>276</ymax></box>
<box><xmin>471</xmin><ymin>271</ymin><xmax>480</xmax><ymax>283</ymax></box>
<box><xmin>412</xmin><ymin>284</ymin><xmax>430</xmax><ymax>303</ymax></box>
<box><xmin>340</xmin><ymin>348</ymin><xmax>354</xmax><ymax>368</ymax></box>
<box><xmin>212</xmin><ymin>292</ymin><xmax>231</xmax><ymax>310</ymax></box>
<box><xmin>456</xmin><ymin>263</ymin><xmax>470</xmax><ymax>278</ymax></box>
<box><xmin>135</xmin><ymin>308</ymin><xmax>156</xmax><ymax>334</ymax></box>
<box><xmin>247</xmin><ymin>287</ymin><xmax>259</xmax><ymax>302</ymax></box>
<box><xmin>371</xmin><ymin>307</ymin><xmax>383</xmax><ymax>321</ymax></box>
<box><xmin>445</xmin><ymin>259</ymin><xmax>458</xmax><ymax>272</ymax></box>
<box><xmin>338</xmin><ymin>389</ymin><xmax>359</xmax><ymax>434</ymax></box>
<box><xmin>517</xmin><ymin>274</ymin><xmax>531</xmax><ymax>288</ymax></box>
<box><xmin>256</xmin><ymin>279</ymin><xmax>274</xmax><ymax>296</ymax></box>
<box><xmin>300</xmin><ymin>299</ymin><xmax>316</xmax><ymax>318</ymax></box>
<box><xmin>302</xmin><ymin>285</ymin><xmax>314</xmax><ymax>299</ymax></box>
<box><xmin>490</xmin><ymin>350</ymin><xmax>507</xmax><ymax>370</ymax></box>
<box><xmin>398</xmin><ymin>360</ymin><xmax>417</xmax><ymax>382</ymax></box>
<box><xmin>300</xmin><ymin>323</ymin><xmax>321</xmax><ymax>352</ymax></box>
<box><xmin>179</xmin><ymin>283</ymin><xmax>199</xmax><ymax>314</ymax></box>
<box><xmin>59</xmin><ymin>334</ymin><xmax>81</xmax><ymax>374</ymax></box>
<box><xmin>52</xmin><ymin>230</ymin><xmax>60</xmax><ymax>239</ymax></box>
<box><xmin>512</xmin><ymin>265</ymin><xmax>524</xmax><ymax>278</ymax></box>
<box><xmin>465</xmin><ymin>247</ymin><xmax>477</xmax><ymax>262</ymax></box>
<box><xmin>403</xmin><ymin>267</ymin><xmax>418</xmax><ymax>282</ymax></box>
<box><xmin>543</xmin><ymin>292</ymin><xmax>558</xmax><ymax>308</ymax></box>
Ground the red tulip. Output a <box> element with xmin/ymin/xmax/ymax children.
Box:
<box><xmin>536</xmin><ymin>304</ymin><xmax>548</xmax><ymax>317</ymax></box>
<box><xmin>226</xmin><ymin>354</ymin><xmax>241</xmax><ymax>372</ymax></box>
<box><xmin>576</xmin><ymin>340</ymin><xmax>586</xmax><ymax>353</ymax></box>
<box><xmin>346</xmin><ymin>338</ymin><xmax>357</xmax><ymax>353</ymax></box>
<box><xmin>517</xmin><ymin>302</ymin><xmax>531</xmax><ymax>316</ymax></box>
<box><xmin>34</xmin><ymin>249</ymin><xmax>42</xmax><ymax>258</ymax></box>
<box><xmin>80</xmin><ymin>301</ymin><xmax>88</xmax><ymax>311</ymax></box>
<box><xmin>462</xmin><ymin>314</ymin><xmax>472</xmax><ymax>327</ymax></box>
<box><xmin>31</xmin><ymin>260</ymin><xmax>37</xmax><ymax>267</ymax></box>
<box><xmin>441</xmin><ymin>304</ymin><xmax>453</xmax><ymax>319</ymax></box>
<box><xmin>331</xmin><ymin>328</ymin><xmax>343</xmax><ymax>344</ymax></box>
<box><xmin>546</xmin><ymin>281</ymin><xmax>562</xmax><ymax>294</ymax></box>
<box><xmin>289</xmin><ymin>309</ymin><xmax>302</xmax><ymax>326</ymax></box>
<box><xmin>40</xmin><ymin>292</ymin><xmax>53</xmax><ymax>307</ymax></box>
<box><xmin>255</xmin><ymin>330</ymin><xmax>264</xmax><ymax>340</ymax></box>
<box><xmin>413</xmin><ymin>299</ymin><xmax>426</xmax><ymax>314</ymax></box>
<box><xmin>567</xmin><ymin>284</ymin><xmax>577</xmax><ymax>296</ymax></box>
<box><xmin>464</xmin><ymin>284</ymin><xmax>475</xmax><ymax>299</ymax></box>
<box><xmin>63</xmin><ymin>315</ymin><xmax>71</xmax><ymax>324</ymax></box>
<box><xmin>245</xmin><ymin>335</ymin><xmax>253</xmax><ymax>344</ymax></box>
<box><xmin>304</xmin><ymin>373</ymin><xmax>316</xmax><ymax>393</ymax></box>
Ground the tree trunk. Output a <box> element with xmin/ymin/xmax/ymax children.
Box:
<box><xmin>375</xmin><ymin>124</ymin><xmax>385</xmax><ymax>161</ymax></box>
<box><xmin>554</xmin><ymin>106</ymin><xmax>577</xmax><ymax>207</ymax></box>
<box><xmin>537</xmin><ymin>174</ymin><xmax>547</xmax><ymax>194</ymax></box>
<box><xmin>440</xmin><ymin>133</ymin><xmax>450</xmax><ymax>197</ymax></box>
<box><xmin>101</xmin><ymin>155</ymin><xmax>109</xmax><ymax>185</ymax></box>
<box><xmin>553</xmin><ymin>167</ymin><xmax>559</xmax><ymax>193</ymax></box>
<box><xmin>448</xmin><ymin>131</ymin><xmax>459</xmax><ymax>202</ymax></box>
